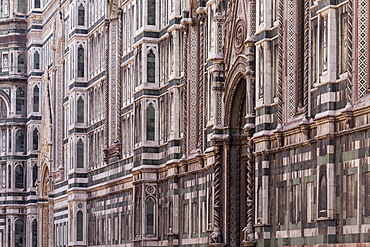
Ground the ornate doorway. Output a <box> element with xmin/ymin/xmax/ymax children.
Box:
<box><xmin>225</xmin><ymin>78</ymin><xmax>249</xmax><ymax>246</ymax></box>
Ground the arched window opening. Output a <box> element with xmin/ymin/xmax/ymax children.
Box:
<box><xmin>77</xmin><ymin>211</ymin><xmax>83</xmax><ymax>241</ymax></box>
<box><xmin>77</xmin><ymin>97</ymin><xmax>84</xmax><ymax>123</ymax></box>
<box><xmin>2</xmin><ymin>167</ymin><xmax>5</xmax><ymax>188</ymax></box>
<box><xmin>146</xmin><ymin>198</ymin><xmax>155</xmax><ymax>235</ymax></box>
<box><xmin>16</xmin><ymin>130</ymin><xmax>25</xmax><ymax>153</ymax></box>
<box><xmin>33</xmin><ymin>86</ymin><xmax>39</xmax><ymax>112</ymax></box>
<box><xmin>0</xmin><ymin>98</ymin><xmax>7</xmax><ymax>118</ymax></box>
<box><xmin>319</xmin><ymin>174</ymin><xmax>327</xmax><ymax>217</ymax></box>
<box><xmin>147</xmin><ymin>50</ymin><xmax>155</xmax><ymax>83</ymax></box>
<box><xmin>146</xmin><ymin>104</ymin><xmax>155</xmax><ymax>141</ymax></box>
<box><xmin>16</xmin><ymin>88</ymin><xmax>25</xmax><ymax>114</ymax></box>
<box><xmin>77</xmin><ymin>46</ymin><xmax>85</xmax><ymax>78</ymax></box>
<box><xmin>147</xmin><ymin>0</ymin><xmax>156</xmax><ymax>25</ymax></box>
<box><xmin>34</xmin><ymin>52</ymin><xmax>40</xmax><ymax>70</ymax></box>
<box><xmin>78</xmin><ymin>4</ymin><xmax>85</xmax><ymax>26</ymax></box>
<box><xmin>17</xmin><ymin>54</ymin><xmax>25</xmax><ymax>73</ymax></box>
<box><xmin>8</xmin><ymin>165</ymin><xmax>11</xmax><ymax>188</ymax></box>
<box><xmin>34</xmin><ymin>0</ymin><xmax>40</xmax><ymax>8</ymax></box>
<box><xmin>8</xmin><ymin>219</ymin><xmax>11</xmax><ymax>247</ymax></box>
<box><xmin>33</xmin><ymin>129</ymin><xmax>39</xmax><ymax>150</ymax></box>
<box><xmin>77</xmin><ymin>139</ymin><xmax>84</xmax><ymax>168</ymax></box>
<box><xmin>32</xmin><ymin>165</ymin><xmax>38</xmax><ymax>187</ymax></box>
<box><xmin>15</xmin><ymin>219</ymin><xmax>24</xmax><ymax>247</ymax></box>
<box><xmin>17</xmin><ymin>0</ymin><xmax>25</xmax><ymax>13</ymax></box>
<box><xmin>32</xmin><ymin>220</ymin><xmax>37</xmax><ymax>247</ymax></box>
<box><xmin>15</xmin><ymin>165</ymin><xmax>24</xmax><ymax>189</ymax></box>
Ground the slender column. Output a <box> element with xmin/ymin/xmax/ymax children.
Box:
<box><xmin>181</xmin><ymin>23</ymin><xmax>189</xmax><ymax>157</ymax></box>
<box><xmin>104</xmin><ymin>20</ymin><xmax>110</xmax><ymax>149</ymax></box>
<box><xmin>347</xmin><ymin>0</ymin><xmax>353</xmax><ymax>105</ymax></box>
<box><xmin>209</xmin><ymin>138</ymin><xmax>225</xmax><ymax>246</ymax></box>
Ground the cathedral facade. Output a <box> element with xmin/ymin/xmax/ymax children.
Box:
<box><xmin>0</xmin><ymin>0</ymin><xmax>370</xmax><ymax>246</ymax></box>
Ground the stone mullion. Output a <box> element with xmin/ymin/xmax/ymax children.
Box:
<box><xmin>181</xmin><ymin>24</ymin><xmax>189</xmax><ymax>157</ymax></box>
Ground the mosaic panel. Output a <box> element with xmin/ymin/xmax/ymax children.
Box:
<box><xmin>358</xmin><ymin>0</ymin><xmax>368</xmax><ymax>98</ymax></box>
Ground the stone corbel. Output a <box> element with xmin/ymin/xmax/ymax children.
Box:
<box><xmin>299</xmin><ymin>117</ymin><xmax>310</xmax><ymax>140</ymax></box>
<box><xmin>343</xmin><ymin>104</ymin><xmax>354</xmax><ymax>128</ymax></box>
<box><xmin>273</xmin><ymin>125</ymin><xmax>284</xmax><ymax>147</ymax></box>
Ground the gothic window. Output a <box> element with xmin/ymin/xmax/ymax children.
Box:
<box><xmin>147</xmin><ymin>50</ymin><xmax>155</xmax><ymax>83</ymax></box>
<box><xmin>0</xmin><ymin>98</ymin><xmax>7</xmax><ymax>118</ymax></box>
<box><xmin>77</xmin><ymin>211</ymin><xmax>83</xmax><ymax>241</ymax></box>
<box><xmin>8</xmin><ymin>129</ymin><xmax>11</xmax><ymax>152</ymax></box>
<box><xmin>16</xmin><ymin>130</ymin><xmax>24</xmax><ymax>152</ymax></box>
<box><xmin>34</xmin><ymin>0</ymin><xmax>40</xmax><ymax>8</ymax></box>
<box><xmin>32</xmin><ymin>220</ymin><xmax>37</xmax><ymax>247</ymax></box>
<box><xmin>77</xmin><ymin>97</ymin><xmax>84</xmax><ymax>123</ymax></box>
<box><xmin>8</xmin><ymin>164</ymin><xmax>11</xmax><ymax>188</ymax></box>
<box><xmin>33</xmin><ymin>129</ymin><xmax>39</xmax><ymax>150</ymax></box>
<box><xmin>347</xmin><ymin>175</ymin><xmax>355</xmax><ymax>218</ymax></box>
<box><xmin>2</xmin><ymin>166</ymin><xmax>5</xmax><ymax>188</ymax></box>
<box><xmin>319</xmin><ymin>174</ymin><xmax>327</xmax><ymax>217</ymax></box>
<box><xmin>17</xmin><ymin>54</ymin><xmax>25</xmax><ymax>73</ymax></box>
<box><xmin>34</xmin><ymin>52</ymin><xmax>40</xmax><ymax>70</ymax></box>
<box><xmin>33</xmin><ymin>86</ymin><xmax>39</xmax><ymax>112</ymax></box>
<box><xmin>146</xmin><ymin>103</ymin><xmax>155</xmax><ymax>141</ymax></box>
<box><xmin>32</xmin><ymin>165</ymin><xmax>38</xmax><ymax>187</ymax></box>
<box><xmin>147</xmin><ymin>0</ymin><xmax>156</xmax><ymax>25</ymax></box>
<box><xmin>16</xmin><ymin>88</ymin><xmax>25</xmax><ymax>114</ymax></box>
<box><xmin>77</xmin><ymin>46</ymin><xmax>85</xmax><ymax>78</ymax></box>
<box><xmin>15</xmin><ymin>165</ymin><xmax>24</xmax><ymax>189</ymax></box>
<box><xmin>146</xmin><ymin>198</ymin><xmax>154</xmax><ymax>234</ymax></box>
<box><xmin>78</xmin><ymin>4</ymin><xmax>85</xmax><ymax>26</ymax></box>
<box><xmin>17</xmin><ymin>0</ymin><xmax>25</xmax><ymax>13</ymax></box>
<box><xmin>77</xmin><ymin>139</ymin><xmax>84</xmax><ymax>168</ymax></box>
<box><xmin>15</xmin><ymin>219</ymin><xmax>24</xmax><ymax>247</ymax></box>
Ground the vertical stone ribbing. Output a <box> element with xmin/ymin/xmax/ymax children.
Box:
<box><xmin>303</xmin><ymin>0</ymin><xmax>309</xmax><ymax>117</ymax></box>
<box><xmin>182</xmin><ymin>25</ymin><xmax>188</xmax><ymax>157</ymax></box>
<box><xmin>347</xmin><ymin>0</ymin><xmax>353</xmax><ymax>104</ymax></box>
<box><xmin>104</xmin><ymin>20</ymin><xmax>110</xmax><ymax>149</ymax></box>
<box><xmin>277</xmin><ymin>0</ymin><xmax>284</xmax><ymax>126</ymax></box>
